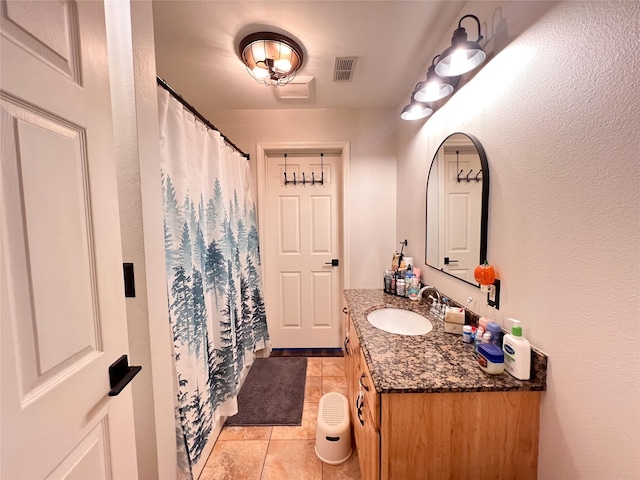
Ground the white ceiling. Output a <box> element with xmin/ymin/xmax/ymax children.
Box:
<box><xmin>152</xmin><ymin>1</ymin><xmax>466</xmax><ymax>114</ymax></box>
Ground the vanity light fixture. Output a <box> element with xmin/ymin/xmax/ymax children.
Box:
<box><xmin>400</xmin><ymin>101</ymin><xmax>433</xmax><ymax>121</ymax></box>
<box><xmin>435</xmin><ymin>14</ymin><xmax>486</xmax><ymax>77</ymax></box>
<box><xmin>401</xmin><ymin>84</ymin><xmax>434</xmax><ymax>121</ymax></box>
<box><xmin>413</xmin><ymin>56</ymin><xmax>459</xmax><ymax>103</ymax></box>
<box><xmin>239</xmin><ymin>32</ymin><xmax>304</xmax><ymax>86</ymax></box>
<box><xmin>399</xmin><ymin>14</ymin><xmax>486</xmax><ymax>120</ymax></box>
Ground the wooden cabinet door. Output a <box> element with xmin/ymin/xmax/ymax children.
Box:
<box><xmin>354</xmin><ymin>380</ymin><xmax>380</xmax><ymax>480</ymax></box>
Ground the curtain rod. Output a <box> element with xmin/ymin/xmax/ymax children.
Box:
<box><xmin>156</xmin><ymin>76</ymin><xmax>250</xmax><ymax>160</ymax></box>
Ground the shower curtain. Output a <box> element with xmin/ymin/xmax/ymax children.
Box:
<box><xmin>157</xmin><ymin>87</ymin><xmax>270</xmax><ymax>478</ymax></box>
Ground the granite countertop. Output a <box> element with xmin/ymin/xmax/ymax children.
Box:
<box><xmin>343</xmin><ymin>289</ymin><xmax>547</xmax><ymax>394</ymax></box>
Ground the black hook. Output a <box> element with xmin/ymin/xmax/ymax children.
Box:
<box><xmin>466</xmin><ymin>169</ymin><xmax>473</xmax><ymax>182</ymax></box>
<box><xmin>457</xmin><ymin>169</ymin><xmax>464</xmax><ymax>182</ymax></box>
<box><xmin>293</xmin><ymin>171</ymin><xmax>296</xmax><ymax>185</ymax></box>
<box><xmin>302</xmin><ymin>172</ymin><xmax>306</xmax><ymax>185</ymax></box>
<box><xmin>475</xmin><ymin>169</ymin><xmax>482</xmax><ymax>182</ymax></box>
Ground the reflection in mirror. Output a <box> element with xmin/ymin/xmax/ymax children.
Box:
<box><xmin>425</xmin><ymin>133</ymin><xmax>489</xmax><ymax>286</ymax></box>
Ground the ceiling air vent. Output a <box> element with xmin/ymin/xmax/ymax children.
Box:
<box><xmin>333</xmin><ymin>56</ymin><xmax>357</xmax><ymax>82</ymax></box>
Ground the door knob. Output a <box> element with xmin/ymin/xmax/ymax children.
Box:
<box><xmin>324</xmin><ymin>259</ymin><xmax>339</xmax><ymax>267</ymax></box>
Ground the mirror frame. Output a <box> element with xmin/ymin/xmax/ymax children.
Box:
<box><xmin>425</xmin><ymin>132</ymin><xmax>490</xmax><ymax>287</ymax></box>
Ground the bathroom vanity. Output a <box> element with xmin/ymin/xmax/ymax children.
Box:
<box><xmin>343</xmin><ymin>289</ymin><xmax>546</xmax><ymax>480</ymax></box>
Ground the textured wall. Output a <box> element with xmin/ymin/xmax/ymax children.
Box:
<box><xmin>396</xmin><ymin>1</ymin><xmax>640</xmax><ymax>478</ymax></box>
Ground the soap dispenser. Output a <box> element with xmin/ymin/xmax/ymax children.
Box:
<box><xmin>502</xmin><ymin>319</ymin><xmax>531</xmax><ymax>380</ymax></box>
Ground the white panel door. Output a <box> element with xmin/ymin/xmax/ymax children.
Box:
<box><xmin>266</xmin><ymin>153</ymin><xmax>342</xmax><ymax>348</ymax></box>
<box><xmin>1</xmin><ymin>1</ymin><xmax>138</xmax><ymax>478</ymax></box>
<box><xmin>441</xmin><ymin>148</ymin><xmax>483</xmax><ymax>281</ymax></box>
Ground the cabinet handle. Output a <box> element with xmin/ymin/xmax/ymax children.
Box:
<box><xmin>343</xmin><ymin>336</ymin><xmax>350</xmax><ymax>355</ymax></box>
<box><xmin>359</xmin><ymin>373</ymin><xmax>370</xmax><ymax>392</ymax></box>
<box><xmin>342</xmin><ymin>307</ymin><xmax>348</xmax><ymax>314</ymax></box>
<box><xmin>356</xmin><ymin>391</ymin><xmax>365</xmax><ymax>426</ymax></box>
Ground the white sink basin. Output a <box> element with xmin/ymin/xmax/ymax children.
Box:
<box><xmin>366</xmin><ymin>308</ymin><xmax>433</xmax><ymax>336</ymax></box>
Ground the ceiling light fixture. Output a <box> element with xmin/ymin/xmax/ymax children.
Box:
<box><xmin>239</xmin><ymin>32</ymin><xmax>304</xmax><ymax>87</ymax></box>
<box><xmin>413</xmin><ymin>56</ymin><xmax>459</xmax><ymax>103</ymax></box>
<box><xmin>435</xmin><ymin>14</ymin><xmax>486</xmax><ymax>77</ymax></box>
<box><xmin>401</xmin><ymin>84</ymin><xmax>433</xmax><ymax>121</ymax></box>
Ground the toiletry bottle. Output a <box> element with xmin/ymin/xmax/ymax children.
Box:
<box><xmin>405</xmin><ymin>272</ymin><xmax>413</xmax><ymax>297</ymax></box>
<box><xmin>391</xmin><ymin>252</ymin><xmax>400</xmax><ymax>270</ymax></box>
<box><xmin>408</xmin><ymin>277</ymin><xmax>420</xmax><ymax>301</ymax></box>
<box><xmin>462</xmin><ymin>325</ymin><xmax>473</xmax><ymax>343</ymax></box>
<box><xmin>478</xmin><ymin>317</ymin><xmax>489</xmax><ymax>332</ymax></box>
<box><xmin>486</xmin><ymin>322</ymin><xmax>502</xmax><ymax>347</ymax></box>
<box><xmin>474</xmin><ymin>327</ymin><xmax>484</xmax><ymax>353</ymax></box>
<box><xmin>502</xmin><ymin>320</ymin><xmax>531</xmax><ymax>380</ymax></box>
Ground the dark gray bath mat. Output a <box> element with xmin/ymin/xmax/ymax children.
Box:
<box><xmin>225</xmin><ymin>357</ymin><xmax>307</xmax><ymax>426</ymax></box>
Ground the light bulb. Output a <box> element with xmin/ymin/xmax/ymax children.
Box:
<box><xmin>251</xmin><ymin>44</ymin><xmax>266</xmax><ymax>63</ymax></box>
<box><xmin>274</xmin><ymin>58</ymin><xmax>292</xmax><ymax>73</ymax></box>
<box><xmin>426</xmin><ymin>82</ymin><xmax>440</xmax><ymax>99</ymax></box>
<box><xmin>252</xmin><ymin>67</ymin><xmax>269</xmax><ymax>79</ymax></box>
<box><xmin>450</xmin><ymin>49</ymin><xmax>468</xmax><ymax>74</ymax></box>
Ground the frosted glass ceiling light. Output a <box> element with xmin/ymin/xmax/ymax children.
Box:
<box><xmin>239</xmin><ymin>32</ymin><xmax>304</xmax><ymax>86</ymax></box>
<box><xmin>435</xmin><ymin>14</ymin><xmax>486</xmax><ymax>77</ymax></box>
<box><xmin>413</xmin><ymin>56</ymin><xmax>459</xmax><ymax>103</ymax></box>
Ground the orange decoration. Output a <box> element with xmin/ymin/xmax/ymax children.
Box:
<box><xmin>474</xmin><ymin>261</ymin><xmax>496</xmax><ymax>286</ymax></box>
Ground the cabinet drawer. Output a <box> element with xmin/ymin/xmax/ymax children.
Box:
<box><xmin>359</xmin><ymin>350</ymin><xmax>379</xmax><ymax>428</ymax></box>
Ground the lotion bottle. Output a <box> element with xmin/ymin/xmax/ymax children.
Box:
<box><xmin>502</xmin><ymin>319</ymin><xmax>531</xmax><ymax>380</ymax></box>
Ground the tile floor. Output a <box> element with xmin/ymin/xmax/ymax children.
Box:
<box><xmin>200</xmin><ymin>357</ymin><xmax>362</xmax><ymax>480</ymax></box>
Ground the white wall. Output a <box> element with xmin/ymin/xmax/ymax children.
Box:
<box><xmin>210</xmin><ymin>108</ymin><xmax>397</xmax><ymax>288</ymax></box>
<box><xmin>397</xmin><ymin>1</ymin><xmax>640</xmax><ymax>478</ymax></box>
<box><xmin>106</xmin><ymin>1</ymin><xmax>177</xmax><ymax>477</ymax></box>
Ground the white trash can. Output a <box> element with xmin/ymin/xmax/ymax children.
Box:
<box><xmin>315</xmin><ymin>392</ymin><xmax>352</xmax><ymax>465</ymax></box>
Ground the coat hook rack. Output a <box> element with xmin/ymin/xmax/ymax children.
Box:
<box><xmin>284</xmin><ymin>153</ymin><xmax>325</xmax><ymax>186</ymax></box>
<box><xmin>456</xmin><ymin>150</ymin><xmax>482</xmax><ymax>183</ymax></box>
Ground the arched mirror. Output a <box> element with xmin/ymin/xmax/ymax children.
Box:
<box><xmin>425</xmin><ymin>132</ymin><xmax>489</xmax><ymax>286</ymax></box>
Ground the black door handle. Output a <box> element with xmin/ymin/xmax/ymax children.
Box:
<box><xmin>108</xmin><ymin>355</ymin><xmax>142</xmax><ymax>396</ymax></box>
<box><xmin>324</xmin><ymin>259</ymin><xmax>339</xmax><ymax>267</ymax></box>
<box><xmin>444</xmin><ymin>257</ymin><xmax>458</xmax><ymax>265</ymax></box>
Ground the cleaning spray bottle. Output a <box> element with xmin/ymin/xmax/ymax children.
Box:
<box><xmin>502</xmin><ymin>319</ymin><xmax>531</xmax><ymax>380</ymax></box>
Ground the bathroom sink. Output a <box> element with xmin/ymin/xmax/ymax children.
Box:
<box><xmin>366</xmin><ymin>308</ymin><xmax>433</xmax><ymax>336</ymax></box>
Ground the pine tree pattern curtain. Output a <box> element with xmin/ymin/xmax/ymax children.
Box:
<box><xmin>157</xmin><ymin>87</ymin><xmax>269</xmax><ymax>478</ymax></box>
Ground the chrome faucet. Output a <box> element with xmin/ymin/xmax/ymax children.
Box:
<box><xmin>418</xmin><ymin>285</ymin><xmax>441</xmax><ymax>313</ymax></box>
